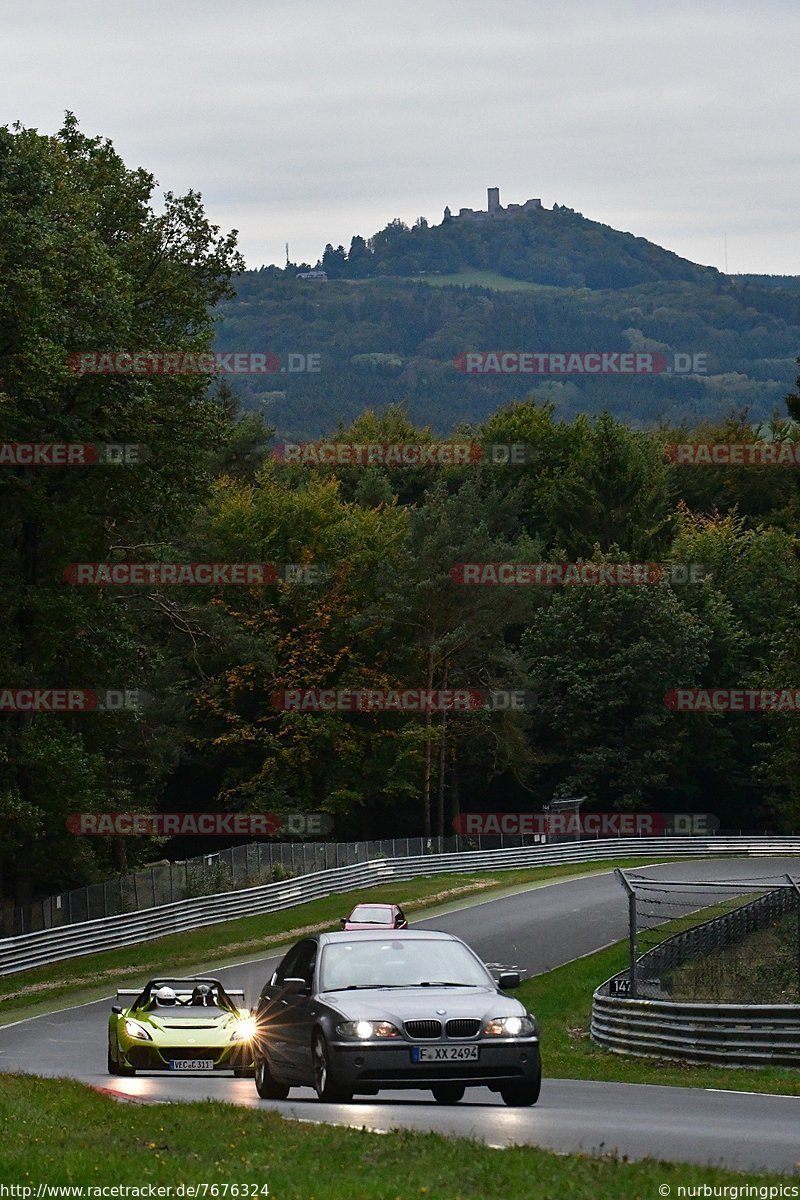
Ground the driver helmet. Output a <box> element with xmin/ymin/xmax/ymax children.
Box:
<box><xmin>191</xmin><ymin>984</ymin><xmax>213</xmax><ymax>1006</ymax></box>
<box><xmin>155</xmin><ymin>985</ymin><xmax>177</xmax><ymax>1006</ymax></box>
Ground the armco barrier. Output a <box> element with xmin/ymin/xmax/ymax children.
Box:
<box><xmin>591</xmin><ymin>994</ymin><xmax>800</xmax><ymax>1067</ymax></box>
<box><xmin>2</xmin><ymin>836</ymin><xmax>800</xmax><ymax>977</ymax></box>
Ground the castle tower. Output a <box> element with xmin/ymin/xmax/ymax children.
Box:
<box><xmin>487</xmin><ymin>187</ymin><xmax>500</xmax><ymax>215</ymax></box>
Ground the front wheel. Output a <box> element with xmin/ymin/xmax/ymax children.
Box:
<box><xmin>312</xmin><ymin>1033</ymin><xmax>352</xmax><ymax>1103</ymax></box>
<box><xmin>107</xmin><ymin>1042</ymin><xmax>135</xmax><ymax>1077</ymax></box>
<box><xmin>500</xmin><ymin>1070</ymin><xmax>541</xmax><ymax>1107</ymax></box>
<box><xmin>254</xmin><ymin>1054</ymin><xmax>289</xmax><ymax>1100</ymax></box>
<box><xmin>431</xmin><ymin>1084</ymin><xmax>465</xmax><ymax>1104</ymax></box>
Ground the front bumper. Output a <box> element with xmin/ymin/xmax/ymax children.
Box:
<box><xmin>121</xmin><ymin>1041</ymin><xmax>254</xmax><ymax>1071</ymax></box>
<box><xmin>327</xmin><ymin>1037</ymin><xmax>540</xmax><ymax>1092</ymax></box>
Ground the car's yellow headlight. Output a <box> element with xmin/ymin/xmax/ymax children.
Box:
<box><xmin>483</xmin><ymin>1015</ymin><xmax>536</xmax><ymax>1037</ymax></box>
<box><xmin>124</xmin><ymin>1018</ymin><xmax>152</xmax><ymax>1041</ymax></box>
<box><xmin>231</xmin><ymin>1016</ymin><xmax>258</xmax><ymax>1042</ymax></box>
<box><xmin>336</xmin><ymin>1020</ymin><xmax>401</xmax><ymax>1040</ymax></box>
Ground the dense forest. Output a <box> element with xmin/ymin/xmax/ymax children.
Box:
<box><xmin>2</xmin><ymin>119</ymin><xmax>800</xmax><ymax>913</ymax></box>
<box><xmin>216</xmin><ymin>253</ymin><xmax>800</xmax><ymax>438</ymax></box>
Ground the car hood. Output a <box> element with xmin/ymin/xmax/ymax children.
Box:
<box><xmin>318</xmin><ymin>985</ymin><xmax>527</xmax><ymax>1023</ymax></box>
<box><xmin>135</xmin><ymin>1012</ymin><xmax>236</xmax><ymax>1031</ymax></box>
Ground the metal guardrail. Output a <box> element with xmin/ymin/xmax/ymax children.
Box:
<box><xmin>3</xmin><ymin>835</ymin><xmax>800</xmax><ymax>978</ymax></box>
<box><xmin>591</xmin><ymin>994</ymin><xmax>800</xmax><ymax>1067</ymax></box>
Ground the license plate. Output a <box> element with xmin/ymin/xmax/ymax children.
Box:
<box><xmin>169</xmin><ymin>1059</ymin><xmax>214</xmax><ymax>1071</ymax></box>
<box><xmin>411</xmin><ymin>1045</ymin><xmax>479</xmax><ymax>1062</ymax></box>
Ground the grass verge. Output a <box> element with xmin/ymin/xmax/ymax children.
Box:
<box><xmin>0</xmin><ymin>858</ymin><xmax>664</xmax><ymax>1025</ymax></box>
<box><xmin>518</xmin><ymin>940</ymin><xmax>800</xmax><ymax>1095</ymax></box>
<box><xmin>0</xmin><ymin>1074</ymin><xmax>791</xmax><ymax>1195</ymax></box>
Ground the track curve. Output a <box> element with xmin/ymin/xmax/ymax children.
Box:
<box><xmin>2</xmin><ymin>858</ymin><xmax>798</xmax><ymax>1173</ymax></box>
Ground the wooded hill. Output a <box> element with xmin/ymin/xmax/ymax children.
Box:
<box><xmin>214</xmin><ymin>206</ymin><xmax>800</xmax><ymax>439</ymax></box>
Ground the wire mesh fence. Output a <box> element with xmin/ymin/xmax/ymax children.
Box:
<box><xmin>4</xmin><ymin>832</ymin><xmax>552</xmax><ymax>935</ymax></box>
<box><xmin>613</xmin><ymin>869</ymin><xmax>800</xmax><ymax>1003</ymax></box>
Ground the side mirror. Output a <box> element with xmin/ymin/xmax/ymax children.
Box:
<box><xmin>498</xmin><ymin>971</ymin><xmax>521</xmax><ymax>990</ymax></box>
<box><xmin>111</xmin><ymin>1005</ymin><xmax>123</xmax><ymax>1015</ymax></box>
<box><xmin>282</xmin><ymin>976</ymin><xmax>310</xmax><ymax>996</ymax></box>
<box><xmin>339</xmin><ymin>917</ymin><xmax>347</xmax><ymax>927</ymax></box>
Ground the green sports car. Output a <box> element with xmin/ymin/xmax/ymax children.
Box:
<box><xmin>107</xmin><ymin>977</ymin><xmax>256</xmax><ymax>1076</ymax></box>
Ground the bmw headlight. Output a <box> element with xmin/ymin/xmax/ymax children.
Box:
<box><xmin>124</xmin><ymin>1018</ymin><xmax>153</xmax><ymax>1041</ymax></box>
<box><xmin>483</xmin><ymin>1015</ymin><xmax>537</xmax><ymax>1038</ymax></box>
<box><xmin>231</xmin><ymin>1016</ymin><xmax>258</xmax><ymax>1042</ymax></box>
<box><xmin>336</xmin><ymin>1020</ymin><xmax>401</xmax><ymax>1040</ymax></box>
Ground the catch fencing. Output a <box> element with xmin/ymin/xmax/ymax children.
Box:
<box><xmin>591</xmin><ymin>868</ymin><xmax>800</xmax><ymax>1066</ymax></box>
<box><xmin>4</xmin><ymin>834</ymin><xmax>524</xmax><ymax>936</ymax></box>
<box><xmin>8</xmin><ymin>825</ymin><xmax>793</xmax><ymax>937</ymax></box>
<box><xmin>612</xmin><ymin>869</ymin><xmax>800</xmax><ymax>1001</ymax></box>
<box><xmin>2</xmin><ymin>835</ymin><xmax>800</xmax><ymax>977</ymax></box>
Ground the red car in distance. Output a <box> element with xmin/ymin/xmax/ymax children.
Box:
<box><xmin>341</xmin><ymin>902</ymin><xmax>408</xmax><ymax>931</ymax></box>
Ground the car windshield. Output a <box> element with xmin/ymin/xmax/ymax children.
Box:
<box><xmin>348</xmin><ymin>905</ymin><xmax>393</xmax><ymax>923</ymax></box>
<box><xmin>319</xmin><ymin>939</ymin><xmax>493</xmax><ymax>990</ymax></box>
<box><xmin>140</xmin><ymin>982</ymin><xmax>237</xmax><ymax>1012</ymax></box>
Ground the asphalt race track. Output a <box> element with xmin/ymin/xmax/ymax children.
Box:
<box><xmin>2</xmin><ymin>858</ymin><xmax>799</xmax><ymax>1173</ymax></box>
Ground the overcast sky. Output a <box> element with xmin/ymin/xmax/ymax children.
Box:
<box><xmin>3</xmin><ymin>0</ymin><xmax>798</xmax><ymax>274</ymax></box>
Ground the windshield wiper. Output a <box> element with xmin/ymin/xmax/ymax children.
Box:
<box><xmin>323</xmin><ymin>984</ymin><xmax>408</xmax><ymax>991</ymax></box>
<box><xmin>417</xmin><ymin>981</ymin><xmax>474</xmax><ymax>987</ymax></box>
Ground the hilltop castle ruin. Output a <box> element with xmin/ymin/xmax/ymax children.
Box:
<box><xmin>443</xmin><ymin>187</ymin><xmax>543</xmax><ymax>223</ymax></box>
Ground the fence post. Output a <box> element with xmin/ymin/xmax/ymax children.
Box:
<box><xmin>615</xmin><ymin>868</ymin><xmax>637</xmax><ymax>999</ymax></box>
<box><xmin>786</xmin><ymin>875</ymin><xmax>800</xmax><ymax>1001</ymax></box>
